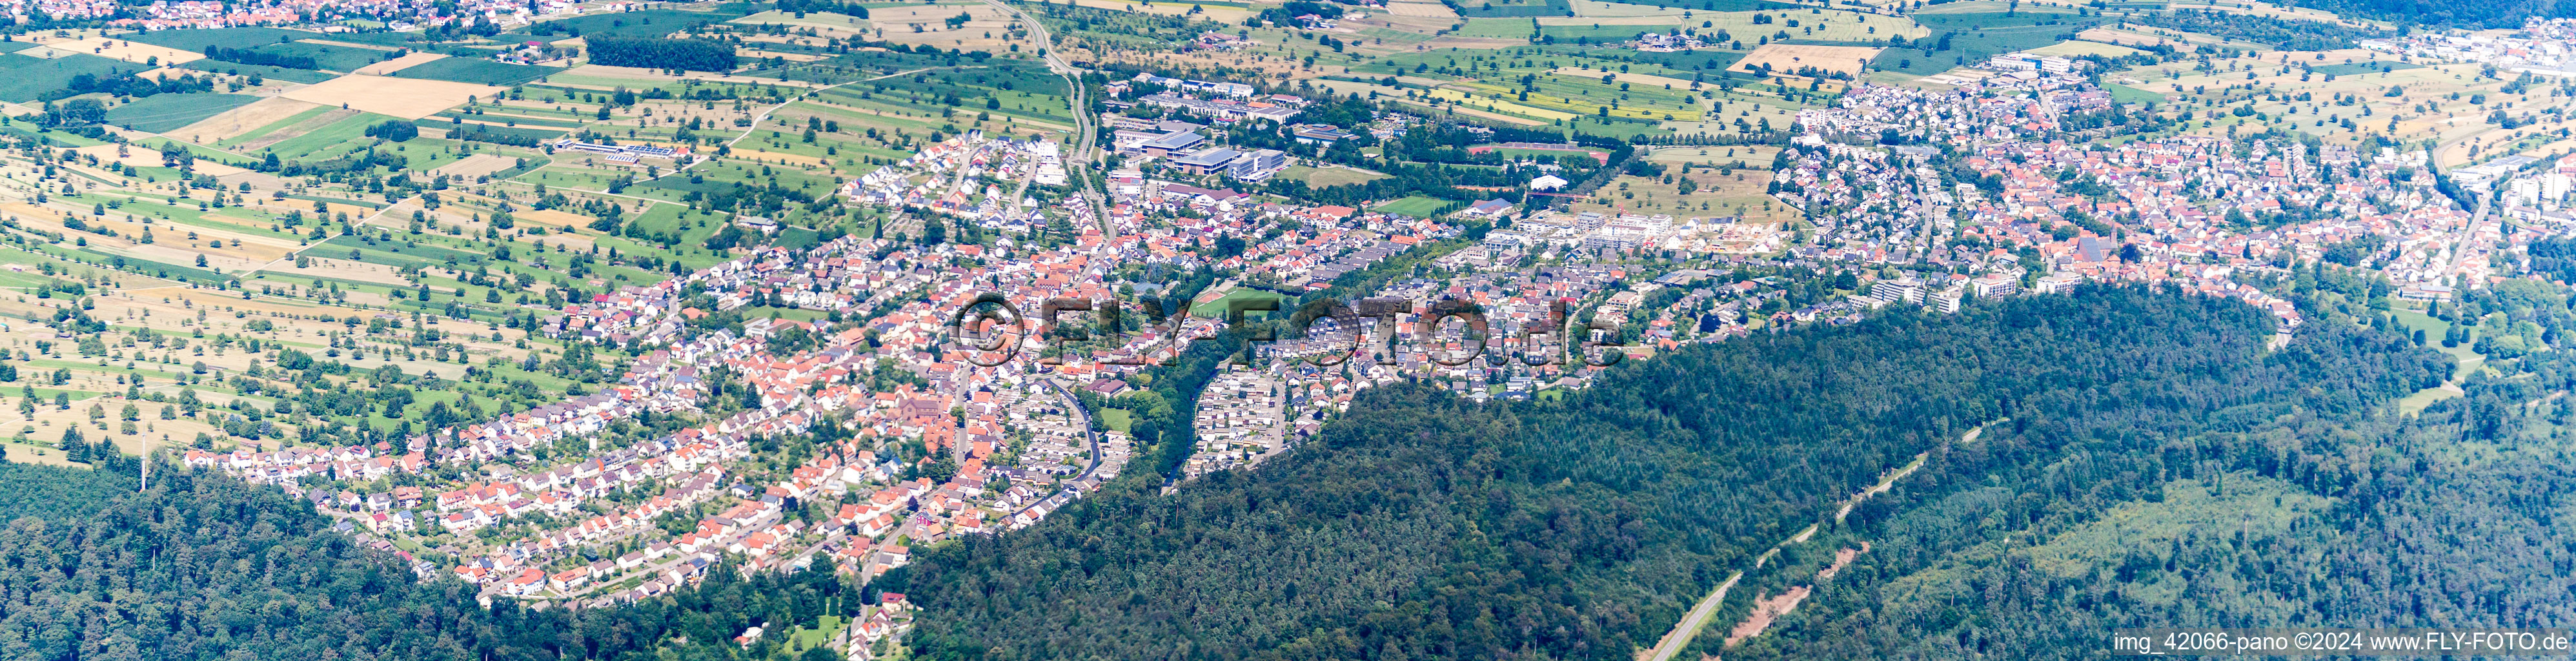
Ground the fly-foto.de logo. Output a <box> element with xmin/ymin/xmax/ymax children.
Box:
<box><xmin>940</xmin><ymin>293</ymin><xmax>1632</xmax><ymax>369</ymax></box>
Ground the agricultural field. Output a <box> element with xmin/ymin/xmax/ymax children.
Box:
<box><xmin>0</xmin><ymin>0</ymin><xmax>2451</xmax><ymax>474</ymax></box>
<box><xmin>121</xmin><ymin>26</ymin><xmax>316</xmax><ymax>52</ymax></box>
<box><xmin>0</xmin><ymin>52</ymin><xmax>130</xmax><ymax>101</ymax></box>
<box><xmin>0</xmin><ymin>7</ymin><xmax>1119</xmax><ymax>468</ymax></box>
<box><xmin>281</xmin><ymin>74</ymin><xmax>510</xmax><ymax>119</ymax></box>
<box><xmin>101</xmin><ymin>93</ymin><xmax>264</xmax><ymax>133</ymax></box>
<box><xmin>500</xmin><ymin>7</ymin><xmax>753</xmax><ymax>41</ymax></box>
<box><xmin>391</xmin><ymin>58</ymin><xmax>565</xmax><ymax>86</ymax></box>
<box><xmin>250</xmin><ymin>41</ymin><xmax>394</xmax><ymax>72</ymax></box>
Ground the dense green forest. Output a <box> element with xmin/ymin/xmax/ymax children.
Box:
<box><xmin>1725</xmin><ymin>310</ymin><xmax>2576</xmax><ymax>658</ymax></box>
<box><xmin>877</xmin><ymin>287</ymin><xmax>2446</xmax><ymax>661</ymax></box>
<box><xmin>0</xmin><ymin>461</ymin><xmax>860</xmax><ymax>661</ymax></box>
<box><xmin>586</xmin><ymin>37</ymin><xmax>740</xmax><ymax>72</ymax></box>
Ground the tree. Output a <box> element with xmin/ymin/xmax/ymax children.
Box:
<box><xmin>585</xmin><ymin>37</ymin><xmax>738</xmax><ymax>72</ymax></box>
<box><xmin>365</xmin><ymin>119</ymin><xmax>419</xmax><ymax>142</ymax></box>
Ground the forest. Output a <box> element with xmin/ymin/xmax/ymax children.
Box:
<box><xmin>586</xmin><ymin>36</ymin><xmax>740</xmax><ymax>72</ymax></box>
<box><xmin>201</xmin><ymin>45</ymin><xmax>320</xmax><ymax>70</ymax></box>
<box><xmin>1726</xmin><ymin>307</ymin><xmax>2576</xmax><ymax>659</ymax></box>
<box><xmin>0</xmin><ymin>460</ymin><xmax>860</xmax><ymax>661</ymax></box>
<box><xmin>875</xmin><ymin>287</ymin><xmax>2447</xmax><ymax>661</ymax></box>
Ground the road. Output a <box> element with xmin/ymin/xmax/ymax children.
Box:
<box><xmin>982</xmin><ymin>0</ymin><xmax>1112</xmax><ymax>236</ymax></box>
<box><xmin>1640</xmin><ymin>420</ymin><xmax>1999</xmax><ymax>661</ymax></box>
<box><xmin>2449</xmin><ymin>178</ymin><xmax>2498</xmax><ymax>279</ymax></box>
<box><xmin>1044</xmin><ymin>378</ymin><xmax>1106</xmax><ymax>485</ymax></box>
<box><xmin>1002</xmin><ymin>378</ymin><xmax>1102</xmax><ymax>525</ymax></box>
<box><xmin>1643</xmin><ymin>572</ymin><xmax>1741</xmax><ymax>661</ymax></box>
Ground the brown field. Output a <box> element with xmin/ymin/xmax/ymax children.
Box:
<box><xmin>356</xmin><ymin>52</ymin><xmax>447</xmax><ymax>75</ymax></box>
<box><xmin>432</xmin><ymin>153</ymin><xmax>518</xmax><ymax>178</ymax></box>
<box><xmin>279</xmin><ymin>74</ymin><xmax>505</xmax><ymax>119</ymax></box>
<box><xmin>1383</xmin><ymin>2</ymin><xmax>1459</xmax><ymax>18</ymax></box>
<box><xmin>27</xmin><ymin>36</ymin><xmax>201</xmax><ymax>65</ymax></box>
<box><xmin>1730</xmin><ymin>44</ymin><xmax>1883</xmax><ymax>78</ymax></box>
<box><xmin>511</xmin><ymin>209</ymin><xmax>594</xmax><ymax>229</ymax></box>
<box><xmin>69</xmin><ymin>145</ymin><xmax>248</xmax><ymax>176</ymax></box>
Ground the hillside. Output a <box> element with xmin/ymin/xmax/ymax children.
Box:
<box><xmin>0</xmin><ymin>461</ymin><xmax>860</xmax><ymax>661</ymax></box>
<box><xmin>1727</xmin><ymin>321</ymin><xmax>2576</xmax><ymax>657</ymax></box>
<box><xmin>877</xmin><ymin>287</ymin><xmax>2446</xmax><ymax>661</ymax></box>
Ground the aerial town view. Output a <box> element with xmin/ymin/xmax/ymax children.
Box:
<box><xmin>0</xmin><ymin>0</ymin><xmax>2571</xmax><ymax>658</ymax></box>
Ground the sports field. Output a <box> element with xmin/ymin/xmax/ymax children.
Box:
<box><xmin>1373</xmin><ymin>196</ymin><xmax>1457</xmax><ymax>218</ymax></box>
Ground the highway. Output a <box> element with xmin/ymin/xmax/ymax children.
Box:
<box><xmin>982</xmin><ymin>0</ymin><xmax>1113</xmax><ymax>236</ymax></box>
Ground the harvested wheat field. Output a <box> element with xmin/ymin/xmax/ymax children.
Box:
<box><xmin>1383</xmin><ymin>2</ymin><xmax>1458</xmax><ymax>18</ymax></box>
<box><xmin>30</xmin><ymin>36</ymin><xmax>201</xmax><ymax>65</ymax></box>
<box><xmin>69</xmin><ymin>145</ymin><xmax>249</xmax><ymax>176</ymax></box>
<box><xmin>356</xmin><ymin>52</ymin><xmax>445</xmax><ymax>75</ymax></box>
<box><xmin>1730</xmin><ymin>44</ymin><xmax>1883</xmax><ymax>78</ymax></box>
<box><xmin>279</xmin><ymin>74</ymin><xmax>505</xmax><ymax>119</ymax></box>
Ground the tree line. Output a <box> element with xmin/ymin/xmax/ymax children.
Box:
<box><xmin>1725</xmin><ymin>296</ymin><xmax>2576</xmax><ymax>660</ymax></box>
<box><xmin>201</xmin><ymin>45</ymin><xmax>316</xmax><ymax>70</ymax></box>
<box><xmin>587</xmin><ymin>36</ymin><xmax>740</xmax><ymax>72</ymax></box>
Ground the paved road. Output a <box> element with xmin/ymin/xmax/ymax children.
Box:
<box><xmin>1640</xmin><ymin>421</ymin><xmax>1999</xmax><ymax>661</ymax></box>
<box><xmin>1000</xmin><ymin>378</ymin><xmax>1102</xmax><ymax>525</ymax></box>
<box><xmin>982</xmin><ymin>0</ymin><xmax>1112</xmax><ymax>236</ymax></box>
<box><xmin>1643</xmin><ymin>572</ymin><xmax>1741</xmax><ymax>661</ymax></box>
<box><xmin>1044</xmin><ymin>378</ymin><xmax>1105</xmax><ymax>484</ymax></box>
